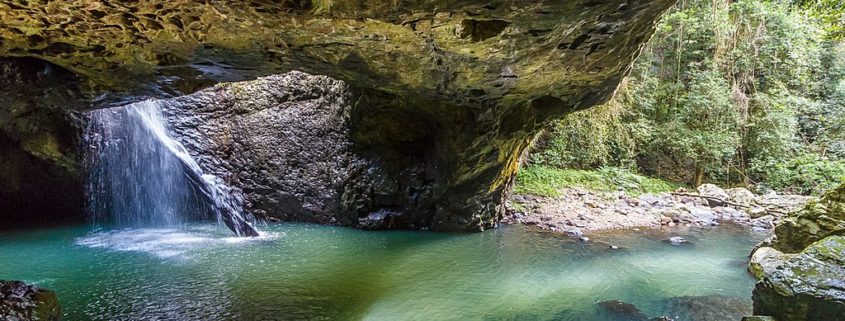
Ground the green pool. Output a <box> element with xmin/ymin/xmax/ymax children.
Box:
<box><xmin>0</xmin><ymin>223</ymin><xmax>765</xmax><ymax>321</ymax></box>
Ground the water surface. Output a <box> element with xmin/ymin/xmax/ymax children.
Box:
<box><xmin>0</xmin><ymin>223</ymin><xmax>765</xmax><ymax>321</ymax></box>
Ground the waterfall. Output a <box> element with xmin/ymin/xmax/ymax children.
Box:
<box><xmin>84</xmin><ymin>100</ymin><xmax>259</xmax><ymax>237</ymax></box>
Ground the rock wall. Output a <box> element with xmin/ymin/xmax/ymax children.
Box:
<box><xmin>0</xmin><ymin>0</ymin><xmax>676</xmax><ymax>231</ymax></box>
<box><xmin>0</xmin><ymin>58</ymin><xmax>85</xmax><ymax>229</ymax></box>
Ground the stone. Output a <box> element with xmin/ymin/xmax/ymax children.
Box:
<box><xmin>0</xmin><ymin>280</ymin><xmax>61</xmax><ymax>321</ymax></box>
<box><xmin>0</xmin><ymin>0</ymin><xmax>676</xmax><ymax>231</ymax></box>
<box><xmin>698</xmin><ymin>184</ymin><xmax>729</xmax><ymax>200</ymax></box>
<box><xmin>773</xmin><ymin>184</ymin><xmax>845</xmax><ymax>253</ymax></box>
<box><xmin>749</xmin><ymin>207</ymin><xmax>768</xmax><ymax>219</ymax></box>
<box><xmin>596</xmin><ymin>300</ymin><xmax>648</xmax><ymax>321</ymax></box>
<box><xmin>748</xmin><ymin>246</ymin><xmax>793</xmax><ymax>280</ymax></box>
<box><xmin>663</xmin><ymin>295</ymin><xmax>752</xmax><ymax>321</ymax></box>
<box><xmin>727</xmin><ymin>188</ymin><xmax>758</xmax><ymax>206</ymax></box>
<box><xmin>667</xmin><ymin>236</ymin><xmax>688</xmax><ymax>245</ymax></box>
<box><xmin>753</xmin><ymin>236</ymin><xmax>845</xmax><ymax>321</ymax></box>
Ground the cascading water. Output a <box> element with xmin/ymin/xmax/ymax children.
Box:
<box><xmin>84</xmin><ymin>100</ymin><xmax>259</xmax><ymax>236</ymax></box>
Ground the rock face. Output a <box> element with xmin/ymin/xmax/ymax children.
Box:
<box><xmin>750</xmin><ymin>183</ymin><xmax>845</xmax><ymax>321</ymax></box>
<box><xmin>163</xmin><ymin>72</ymin><xmax>370</xmax><ymax>226</ymax></box>
<box><xmin>0</xmin><ymin>281</ymin><xmax>61</xmax><ymax>321</ymax></box>
<box><xmin>0</xmin><ymin>0</ymin><xmax>676</xmax><ymax>231</ymax></box>
<box><xmin>752</xmin><ymin>236</ymin><xmax>845</xmax><ymax>321</ymax></box>
<box><xmin>0</xmin><ymin>58</ymin><xmax>86</xmax><ymax>229</ymax></box>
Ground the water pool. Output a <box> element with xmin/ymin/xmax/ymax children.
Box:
<box><xmin>0</xmin><ymin>223</ymin><xmax>766</xmax><ymax>321</ymax></box>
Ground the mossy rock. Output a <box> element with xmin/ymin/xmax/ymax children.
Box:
<box><xmin>752</xmin><ymin>236</ymin><xmax>845</xmax><ymax>321</ymax></box>
<box><xmin>774</xmin><ymin>184</ymin><xmax>845</xmax><ymax>253</ymax></box>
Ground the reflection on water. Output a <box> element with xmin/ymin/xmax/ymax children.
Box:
<box><xmin>0</xmin><ymin>223</ymin><xmax>765</xmax><ymax>321</ymax></box>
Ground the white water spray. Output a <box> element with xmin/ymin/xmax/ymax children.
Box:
<box><xmin>85</xmin><ymin>100</ymin><xmax>259</xmax><ymax>236</ymax></box>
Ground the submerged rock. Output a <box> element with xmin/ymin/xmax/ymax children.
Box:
<box><xmin>663</xmin><ymin>295</ymin><xmax>752</xmax><ymax>321</ymax></box>
<box><xmin>596</xmin><ymin>300</ymin><xmax>649</xmax><ymax>321</ymax></box>
<box><xmin>666</xmin><ymin>236</ymin><xmax>689</xmax><ymax>245</ymax></box>
<box><xmin>752</xmin><ymin>236</ymin><xmax>845</xmax><ymax>321</ymax></box>
<box><xmin>0</xmin><ymin>280</ymin><xmax>61</xmax><ymax>321</ymax></box>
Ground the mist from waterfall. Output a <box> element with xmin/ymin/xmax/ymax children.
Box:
<box><xmin>84</xmin><ymin>100</ymin><xmax>259</xmax><ymax>236</ymax></box>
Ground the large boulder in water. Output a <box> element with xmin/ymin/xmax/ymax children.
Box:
<box><xmin>0</xmin><ymin>281</ymin><xmax>61</xmax><ymax>321</ymax></box>
<box><xmin>752</xmin><ymin>236</ymin><xmax>845</xmax><ymax>321</ymax></box>
<box><xmin>0</xmin><ymin>0</ymin><xmax>676</xmax><ymax>231</ymax></box>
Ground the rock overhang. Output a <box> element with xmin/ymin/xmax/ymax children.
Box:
<box><xmin>0</xmin><ymin>0</ymin><xmax>678</xmax><ymax>231</ymax></box>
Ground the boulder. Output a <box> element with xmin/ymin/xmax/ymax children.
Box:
<box><xmin>748</xmin><ymin>246</ymin><xmax>793</xmax><ymax>280</ymax></box>
<box><xmin>727</xmin><ymin>188</ymin><xmax>758</xmax><ymax>207</ymax></box>
<box><xmin>697</xmin><ymin>184</ymin><xmax>729</xmax><ymax>205</ymax></box>
<box><xmin>0</xmin><ymin>281</ymin><xmax>61</xmax><ymax>321</ymax></box>
<box><xmin>773</xmin><ymin>184</ymin><xmax>845</xmax><ymax>253</ymax></box>
<box><xmin>752</xmin><ymin>236</ymin><xmax>845</xmax><ymax>321</ymax></box>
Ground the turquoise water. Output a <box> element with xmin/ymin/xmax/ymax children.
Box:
<box><xmin>0</xmin><ymin>223</ymin><xmax>765</xmax><ymax>321</ymax></box>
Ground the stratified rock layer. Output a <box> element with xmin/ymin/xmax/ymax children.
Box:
<box><xmin>0</xmin><ymin>0</ymin><xmax>676</xmax><ymax>230</ymax></box>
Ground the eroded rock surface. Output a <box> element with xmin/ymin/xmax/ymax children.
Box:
<box><xmin>0</xmin><ymin>0</ymin><xmax>676</xmax><ymax>231</ymax></box>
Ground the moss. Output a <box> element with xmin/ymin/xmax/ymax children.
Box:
<box><xmin>774</xmin><ymin>183</ymin><xmax>845</xmax><ymax>253</ymax></box>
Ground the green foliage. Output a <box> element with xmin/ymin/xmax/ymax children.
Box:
<box><xmin>514</xmin><ymin>166</ymin><xmax>682</xmax><ymax>197</ymax></box>
<box><xmin>753</xmin><ymin>153</ymin><xmax>845</xmax><ymax>195</ymax></box>
<box><xmin>530</xmin><ymin>0</ymin><xmax>845</xmax><ymax>195</ymax></box>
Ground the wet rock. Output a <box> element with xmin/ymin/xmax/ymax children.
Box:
<box><xmin>753</xmin><ymin>236</ymin><xmax>845</xmax><ymax>321</ymax></box>
<box><xmin>663</xmin><ymin>295</ymin><xmax>752</xmax><ymax>321</ymax></box>
<box><xmin>666</xmin><ymin>236</ymin><xmax>689</xmax><ymax>245</ymax></box>
<box><xmin>0</xmin><ymin>281</ymin><xmax>61</xmax><ymax>321</ymax></box>
<box><xmin>596</xmin><ymin>300</ymin><xmax>648</xmax><ymax>321</ymax></box>
<box><xmin>748</xmin><ymin>246</ymin><xmax>793</xmax><ymax>280</ymax></box>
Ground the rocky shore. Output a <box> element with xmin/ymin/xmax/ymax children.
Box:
<box><xmin>504</xmin><ymin>184</ymin><xmax>812</xmax><ymax>238</ymax></box>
